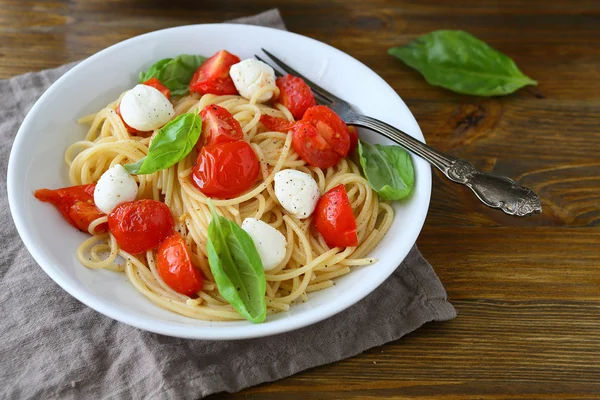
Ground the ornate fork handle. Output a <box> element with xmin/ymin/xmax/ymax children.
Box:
<box><xmin>347</xmin><ymin>114</ymin><xmax>542</xmax><ymax>217</ymax></box>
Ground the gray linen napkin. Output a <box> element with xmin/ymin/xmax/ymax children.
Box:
<box><xmin>0</xmin><ymin>9</ymin><xmax>455</xmax><ymax>399</ymax></box>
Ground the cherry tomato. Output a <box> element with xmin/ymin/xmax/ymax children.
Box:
<box><xmin>157</xmin><ymin>233</ymin><xmax>203</xmax><ymax>297</ymax></box>
<box><xmin>347</xmin><ymin>125</ymin><xmax>359</xmax><ymax>152</ymax></box>
<box><xmin>108</xmin><ymin>199</ymin><xmax>174</xmax><ymax>254</ymax></box>
<box><xmin>191</xmin><ymin>140</ymin><xmax>260</xmax><ymax>199</ymax></box>
<box><xmin>34</xmin><ymin>184</ymin><xmax>108</xmax><ymax>233</ymax></box>
<box><xmin>115</xmin><ymin>105</ymin><xmax>152</xmax><ymax>137</ymax></box>
<box><xmin>302</xmin><ymin>106</ymin><xmax>350</xmax><ymax>157</ymax></box>
<box><xmin>259</xmin><ymin>114</ymin><xmax>297</xmax><ymax>132</ymax></box>
<box><xmin>198</xmin><ymin>104</ymin><xmax>243</xmax><ymax>148</ymax></box>
<box><xmin>291</xmin><ymin>121</ymin><xmax>340</xmax><ymax>169</ymax></box>
<box><xmin>189</xmin><ymin>50</ymin><xmax>240</xmax><ymax>95</ymax></box>
<box><xmin>313</xmin><ymin>184</ymin><xmax>358</xmax><ymax>248</ymax></box>
<box><xmin>142</xmin><ymin>77</ymin><xmax>171</xmax><ymax>100</ymax></box>
<box><xmin>275</xmin><ymin>74</ymin><xmax>316</xmax><ymax>120</ymax></box>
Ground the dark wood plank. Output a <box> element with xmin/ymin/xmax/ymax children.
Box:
<box><xmin>211</xmin><ymin>227</ymin><xmax>600</xmax><ymax>399</ymax></box>
<box><xmin>2</xmin><ymin>0</ymin><xmax>599</xmax><ymax>398</ymax></box>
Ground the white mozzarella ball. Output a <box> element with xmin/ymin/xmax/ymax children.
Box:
<box><xmin>94</xmin><ymin>164</ymin><xmax>138</xmax><ymax>214</ymax></box>
<box><xmin>274</xmin><ymin>169</ymin><xmax>320</xmax><ymax>219</ymax></box>
<box><xmin>229</xmin><ymin>59</ymin><xmax>276</xmax><ymax>103</ymax></box>
<box><xmin>241</xmin><ymin>218</ymin><xmax>287</xmax><ymax>271</ymax></box>
<box><xmin>119</xmin><ymin>84</ymin><xmax>174</xmax><ymax>131</ymax></box>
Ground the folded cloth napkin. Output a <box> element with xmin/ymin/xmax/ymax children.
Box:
<box><xmin>0</xmin><ymin>9</ymin><xmax>455</xmax><ymax>399</ymax></box>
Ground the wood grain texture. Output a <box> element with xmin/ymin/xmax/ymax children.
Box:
<box><xmin>2</xmin><ymin>0</ymin><xmax>599</xmax><ymax>398</ymax></box>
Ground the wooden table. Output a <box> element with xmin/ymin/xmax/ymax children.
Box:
<box><xmin>3</xmin><ymin>1</ymin><xmax>599</xmax><ymax>398</ymax></box>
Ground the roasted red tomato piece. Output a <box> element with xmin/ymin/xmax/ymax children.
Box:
<box><xmin>275</xmin><ymin>74</ymin><xmax>316</xmax><ymax>120</ymax></box>
<box><xmin>302</xmin><ymin>105</ymin><xmax>350</xmax><ymax>157</ymax></box>
<box><xmin>34</xmin><ymin>184</ymin><xmax>108</xmax><ymax>233</ymax></box>
<box><xmin>157</xmin><ymin>233</ymin><xmax>203</xmax><ymax>297</ymax></box>
<box><xmin>198</xmin><ymin>104</ymin><xmax>243</xmax><ymax>148</ymax></box>
<box><xmin>291</xmin><ymin>121</ymin><xmax>340</xmax><ymax>169</ymax></box>
<box><xmin>142</xmin><ymin>77</ymin><xmax>171</xmax><ymax>100</ymax></box>
<box><xmin>189</xmin><ymin>50</ymin><xmax>240</xmax><ymax>95</ymax></box>
<box><xmin>259</xmin><ymin>114</ymin><xmax>297</xmax><ymax>133</ymax></box>
<box><xmin>191</xmin><ymin>140</ymin><xmax>260</xmax><ymax>199</ymax></box>
<box><xmin>313</xmin><ymin>184</ymin><xmax>358</xmax><ymax>248</ymax></box>
<box><xmin>347</xmin><ymin>125</ymin><xmax>359</xmax><ymax>152</ymax></box>
<box><xmin>108</xmin><ymin>199</ymin><xmax>174</xmax><ymax>254</ymax></box>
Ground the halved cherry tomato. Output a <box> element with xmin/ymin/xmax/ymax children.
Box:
<box><xmin>157</xmin><ymin>233</ymin><xmax>203</xmax><ymax>297</ymax></box>
<box><xmin>142</xmin><ymin>77</ymin><xmax>171</xmax><ymax>100</ymax></box>
<box><xmin>191</xmin><ymin>140</ymin><xmax>260</xmax><ymax>199</ymax></box>
<box><xmin>108</xmin><ymin>199</ymin><xmax>174</xmax><ymax>254</ymax></box>
<box><xmin>260</xmin><ymin>114</ymin><xmax>297</xmax><ymax>132</ymax></box>
<box><xmin>34</xmin><ymin>184</ymin><xmax>108</xmax><ymax>233</ymax></box>
<box><xmin>198</xmin><ymin>104</ymin><xmax>243</xmax><ymax>148</ymax></box>
<box><xmin>302</xmin><ymin>106</ymin><xmax>350</xmax><ymax>157</ymax></box>
<box><xmin>313</xmin><ymin>184</ymin><xmax>358</xmax><ymax>248</ymax></box>
<box><xmin>291</xmin><ymin>121</ymin><xmax>340</xmax><ymax>169</ymax></box>
<box><xmin>189</xmin><ymin>50</ymin><xmax>240</xmax><ymax>95</ymax></box>
<box><xmin>115</xmin><ymin>105</ymin><xmax>152</xmax><ymax>137</ymax></box>
<box><xmin>276</xmin><ymin>74</ymin><xmax>316</xmax><ymax>120</ymax></box>
<box><xmin>347</xmin><ymin>125</ymin><xmax>359</xmax><ymax>152</ymax></box>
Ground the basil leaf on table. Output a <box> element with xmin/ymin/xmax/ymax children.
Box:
<box><xmin>124</xmin><ymin>113</ymin><xmax>202</xmax><ymax>175</ymax></box>
<box><xmin>206</xmin><ymin>201</ymin><xmax>267</xmax><ymax>323</ymax></box>
<box><xmin>388</xmin><ymin>30</ymin><xmax>537</xmax><ymax>96</ymax></box>
<box><xmin>358</xmin><ymin>141</ymin><xmax>415</xmax><ymax>201</ymax></box>
<box><xmin>139</xmin><ymin>54</ymin><xmax>206</xmax><ymax>96</ymax></box>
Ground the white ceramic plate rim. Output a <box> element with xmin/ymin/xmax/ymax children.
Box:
<box><xmin>7</xmin><ymin>24</ymin><xmax>431</xmax><ymax>340</ymax></box>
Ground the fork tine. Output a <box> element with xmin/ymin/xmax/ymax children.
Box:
<box><xmin>261</xmin><ymin>48</ymin><xmax>342</xmax><ymax>104</ymax></box>
<box><xmin>256</xmin><ymin>54</ymin><xmax>332</xmax><ymax>106</ymax></box>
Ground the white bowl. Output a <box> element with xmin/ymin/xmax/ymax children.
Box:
<box><xmin>7</xmin><ymin>24</ymin><xmax>431</xmax><ymax>340</ymax></box>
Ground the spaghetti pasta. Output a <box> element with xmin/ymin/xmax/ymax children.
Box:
<box><xmin>68</xmin><ymin>87</ymin><xmax>393</xmax><ymax>321</ymax></box>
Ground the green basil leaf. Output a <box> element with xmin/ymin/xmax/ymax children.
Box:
<box><xmin>358</xmin><ymin>141</ymin><xmax>415</xmax><ymax>201</ymax></box>
<box><xmin>139</xmin><ymin>58</ymin><xmax>173</xmax><ymax>83</ymax></box>
<box><xmin>124</xmin><ymin>113</ymin><xmax>202</xmax><ymax>175</ymax></box>
<box><xmin>123</xmin><ymin>158</ymin><xmax>145</xmax><ymax>174</ymax></box>
<box><xmin>388</xmin><ymin>30</ymin><xmax>537</xmax><ymax>96</ymax></box>
<box><xmin>206</xmin><ymin>201</ymin><xmax>267</xmax><ymax>323</ymax></box>
<box><xmin>139</xmin><ymin>54</ymin><xmax>206</xmax><ymax>96</ymax></box>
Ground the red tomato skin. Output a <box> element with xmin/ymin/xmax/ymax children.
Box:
<box><xmin>259</xmin><ymin>114</ymin><xmax>297</xmax><ymax>132</ymax></box>
<box><xmin>276</xmin><ymin>75</ymin><xmax>316</xmax><ymax>120</ymax></box>
<box><xmin>142</xmin><ymin>77</ymin><xmax>171</xmax><ymax>100</ymax></box>
<box><xmin>115</xmin><ymin>105</ymin><xmax>152</xmax><ymax>137</ymax></box>
<box><xmin>198</xmin><ymin>104</ymin><xmax>243</xmax><ymax>148</ymax></box>
<box><xmin>189</xmin><ymin>50</ymin><xmax>240</xmax><ymax>95</ymax></box>
<box><xmin>191</xmin><ymin>140</ymin><xmax>260</xmax><ymax>199</ymax></box>
<box><xmin>347</xmin><ymin>125</ymin><xmax>359</xmax><ymax>152</ymax></box>
<box><xmin>108</xmin><ymin>199</ymin><xmax>174</xmax><ymax>255</ymax></box>
<box><xmin>157</xmin><ymin>233</ymin><xmax>203</xmax><ymax>297</ymax></box>
<box><xmin>313</xmin><ymin>184</ymin><xmax>358</xmax><ymax>248</ymax></box>
<box><xmin>34</xmin><ymin>184</ymin><xmax>108</xmax><ymax>233</ymax></box>
<box><xmin>68</xmin><ymin>201</ymin><xmax>105</xmax><ymax>232</ymax></box>
<box><xmin>302</xmin><ymin>106</ymin><xmax>350</xmax><ymax>157</ymax></box>
<box><xmin>291</xmin><ymin>122</ymin><xmax>340</xmax><ymax>169</ymax></box>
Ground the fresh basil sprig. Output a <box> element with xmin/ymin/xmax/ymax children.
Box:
<box><xmin>206</xmin><ymin>201</ymin><xmax>267</xmax><ymax>323</ymax></box>
<box><xmin>389</xmin><ymin>30</ymin><xmax>537</xmax><ymax>96</ymax></box>
<box><xmin>124</xmin><ymin>113</ymin><xmax>202</xmax><ymax>175</ymax></box>
<box><xmin>358</xmin><ymin>141</ymin><xmax>415</xmax><ymax>201</ymax></box>
<box><xmin>139</xmin><ymin>54</ymin><xmax>206</xmax><ymax>97</ymax></box>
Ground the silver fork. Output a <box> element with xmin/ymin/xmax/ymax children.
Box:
<box><xmin>258</xmin><ymin>49</ymin><xmax>542</xmax><ymax>217</ymax></box>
